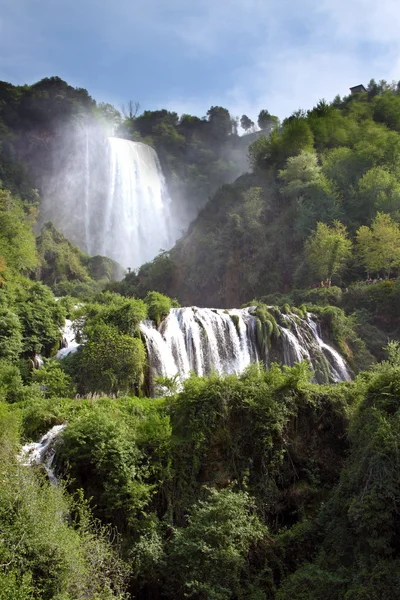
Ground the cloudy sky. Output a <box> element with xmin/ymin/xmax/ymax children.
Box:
<box><xmin>0</xmin><ymin>0</ymin><xmax>399</xmax><ymax>121</ymax></box>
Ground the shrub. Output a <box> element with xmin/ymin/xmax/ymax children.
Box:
<box><xmin>145</xmin><ymin>291</ymin><xmax>173</xmax><ymax>325</ymax></box>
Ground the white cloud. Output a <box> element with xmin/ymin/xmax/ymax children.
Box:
<box><xmin>0</xmin><ymin>0</ymin><xmax>399</xmax><ymax>121</ymax></box>
<box><xmin>160</xmin><ymin>0</ymin><xmax>400</xmax><ymax>120</ymax></box>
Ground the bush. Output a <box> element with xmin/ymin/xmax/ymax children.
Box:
<box><xmin>166</xmin><ymin>488</ymin><xmax>267</xmax><ymax>599</ymax></box>
<box><xmin>0</xmin><ymin>360</ymin><xmax>24</xmax><ymax>403</ymax></box>
<box><xmin>0</xmin><ymin>308</ymin><xmax>22</xmax><ymax>362</ymax></box>
<box><xmin>56</xmin><ymin>409</ymin><xmax>152</xmax><ymax>530</ymax></box>
<box><xmin>79</xmin><ymin>324</ymin><xmax>146</xmax><ymax>394</ymax></box>
<box><xmin>15</xmin><ymin>282</ymin><xmax>65</xmax><ymax>355</ymax></box>
<box><xmin>145</xmin><ymin>291</ymin><xmax>173</xmax><ymax>325</ymax></box>
<box><xmin>32</xmin><ymin>360</ymin><xmax>76</xmax><ymax>398</ymax></box>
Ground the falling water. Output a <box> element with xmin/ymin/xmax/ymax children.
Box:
<box><xmin>140</xmin><ymin>307</ymin><xmax>351</xmax><ymax>390</ymax></box>
<box><xmin>56</xmin><ymin>319</ymin><xmax>80</xmax><ymax>359</ymax></box>
<box><xmin>101</xmin><ymin>138</ymin><xmax>174</xmax><ymax>269</ymax></box>
<box><xmin>307</xmin><ymin>317</ymin><xmax>351</xmax><ymax>382</ymax></box>
<box><xmin>40</xmin><ymin>133</ymin><xmax>176</xmax><ymax>271</ymax></box>
<box><xmin>19</xmin><ymin>425</ymin><xmax>66</xmax><ymax>485</ymax></box>
<box><xmin>84</xmin><ymin>128</ymin><xmax>91</xmax><ymax>253</ymax></box>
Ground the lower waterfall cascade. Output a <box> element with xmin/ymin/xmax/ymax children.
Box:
<box><xmin>57</xmin><ymin>306</ymin><xmax>351</xmax><ymax>394</ymax></box>
<box><xmin>140</xmin><ymin>307</ymin><xmax>351</xmax><ymax>390</ymax></box>
<box><xmin>19</xmin><ymin>425</ymin><xmax>66</xmax><ymax>484</ymax></box>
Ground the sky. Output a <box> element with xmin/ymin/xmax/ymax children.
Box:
<box><xmin>0</xmin><ymin>0</ymin><xmax>400</xmax><ymax>122</ymax></box>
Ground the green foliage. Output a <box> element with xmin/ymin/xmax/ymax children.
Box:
<box><xmin>32</xmin><ymin>360</ymin><xmax>76</xmax><ymax>398</ymax></box>
<box><xmin>258</xmin><ymin>109</ymin><xmax>279</xmax><ymax>131</ymax></box>
<box><xmin>14</xmin><ymin>281</ymin><xmax>65</xmax><ymax>355</ymax></box>
<box><xmin>36</xmin><ymin>221</ymin><xmax>90</xmax><ymax>285</ymax></box>
<box><xmin>0</xmin><ymin>307</ymin><xmax>22</xmax><ymax>362</ymax></box>
<box><xmin>0</xmin><ymin>456</ymin><xmax>128</xmax><ymax>599</ymax></box>
<box><xmin>356</xmin><ymin>212</ymin><xmax>400</xmax><ymax>277</ymax></box>
<box><xmin>0</xmin><ymin>189</ymin><xmax>38</xmax><ymax>276</ymax></box>
<box><xmin>36</xmin><ymin>223</ymin><xmax>123</xmax><ymax>294</ymax></box>
<box><xmin>0</xmin><ymin>359</ymin><xmax>24</xmax><ymax>403</ymax></box>
<box><xmin>279</xmin><ymin>364</ymin><xmax>400</xmax><ymax>599</ymax></box>
<box><xmin>166</xmin><ymin>487</ymin><xmax>267</xmax><ymax>599</ymax></box>
<box><xmin>56</xmin><ymin>407</ymin><xmax>152</xmax><ymax>530</ymax></box>
<box><xmin>79</xmin><ymin>324</ymin><xmax>146</xmax><ymax>394</ymax></box>
<box><xmin>85</xmin><ymin>292</ymin><xmax>147</xmax><ymax>336</ymax></box>
<box><xmin>240</xmin><ymin>114</ymin><xmax>255</xmax><ymax>131</ymax></box>
<box><xmin>145</xmin><ymin>291</ymin><xmax>173</xmax><ymax>325</ymax></box>
<box><xmin>304</xmin><ymin>221</ymin><xmax>352</xmax><ymax>284</ymax></box>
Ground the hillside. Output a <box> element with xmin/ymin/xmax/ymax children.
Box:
<box><xmin>120</xmin><ymin>80</ymin><xmax>400</xmax><ymax>308</ymax></box>
<box><xmin>1</xmin><ymin>77</ymin><xmax>400</xmax><ymax>600</ymax></box>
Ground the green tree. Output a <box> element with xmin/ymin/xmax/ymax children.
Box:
<box><xmin>357</xmin><ymin>167</ymin><xmax>400</xmax><ymax>217</ymax></box>
<box><xmin>240</xmin><ymin>114</ymin><xmax>254</xmax><ymax>132</ymax></box>
<box><xmin>0</xmin><ymin>189</ymin><xmax>38</xmax><ymax>276</ymax></box>
<box><xmin>305</xmin><ymin>221</ymin><xmax>352</xmax><ymax>285</ymax></box>
<box><xmin>145</xmin><ymin>291</ymin><xmax>174</xmax><ymax>325</ymax></box>
<box><xmin>57</xmin><ymin>409</ymin><xmax>151</xmax><ymax>529</ymax></box>
<box><xmin>167</xmin><ymin>488</ymin><xmax>266</xmax><ymax>599</ymax></box>
<box><xmin>15</xmin><ymin>282</ymin><xmax>65</xmax><ymax>355</ymax></box>
<box><xmin>279</xmin><ymin>150</ymin><xmax>321</xmax><ymax>190</ymax></box>
<box><xmin>32</xmin><ymin>360</ymin><xmax>76</xmax><ymax>398</ymax></box>
<box><xmin>80</xmin><ymin>324</ymin><xmax>146</xmax><ymax>394</ymax></box>
<box><xmin>356</xmin><ymin>212</ymin><xmax>400</xmax><ymax>278</ymax></box>
<box><xmin>0</xmin><ymin>308</ymin><xmax>22</xmax><ymax>362</ymax></box>
<box><xmin>257</xmin><ymin>109</ymin><xmax>279</xmax><ymax>131</ymax></box>
<box><xmin>206</xmin><ymin>106</ymin><xmax>232</xmax><ymax>141</ymax></box>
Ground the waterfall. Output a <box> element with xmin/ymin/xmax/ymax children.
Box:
<box><xmin>307</xmin><ymin>317</ymin><xmax>351</xmax><ymax>382</ymax></box>
<box><xmin>40</xmin><ymin>133</ymin><xmax>176</xmax><ymax>271</ymax></box>
<box><xmin>141</xmin><ymin>307</ymin><xmax>258</xmax><ymax>382</ymax></box>
<box><xmin>140</xmin><ymin>307</ymin><xmax>352</xmax><ymax>390</ymax></box>
<box><xmin>84</xmin><ymin>127</ymin><xmax>91</xmax><ymax>254</ymax></box>
<box><xmin>56</xmin><ymin>319</ymin><xmax>80</xmax><ymax>359</ymax></box>
<box><xmin>100</xmin><ymin>138</ymin><xmax>173</xmax><ymax>269</ymax></box>
<box><xmin>19</xmin><ymin>425</ymin><xmax>66</xmax><ymax>485</ymax></box>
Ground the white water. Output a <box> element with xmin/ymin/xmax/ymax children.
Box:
<box><xmin>84</xmin><ymin>128</ymin><xmax>91</xmax><ymax>253</ymax></box>
<box><xmin>307</xmin><ymin>317</ymin><xmax>352</xmax><ymax>382</ymax></box>
<box><xmin>56</xmin><ymin>319</ymin><xmax>80</xmax><ymax>359</ymax></box>
<box><xmin>19</xmin><ymin>425</ymin><xmax>66</xmax><ymax>485</ymax></box>
<box><xmin>140</xmin><ymin>307</ymin><xmax>351</xmax><ymax>389</ymax></box>
<box><xmin>101</xmin><ymin>138</ymin><xmax>174</xmax><ymax>269</ymax></box>
<box><xmin>40</xmin><ymin>134</ymin><xmax>176</xmax><ymax>272</ymax></box>
<box><xmin>141</xmin><ymin>307</ymin><xmax>258</xmax><ymax>382</ymax></box>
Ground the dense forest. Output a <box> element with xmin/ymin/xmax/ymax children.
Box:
<box><xmin>121</xmin><ymin>80</ymin><xmax>400</xmax><ymax>306</ymax></box>
<box><xmin>1</xmin><ymin>76</ymin><xmax>400</xmax><ymax>599</ymax></box>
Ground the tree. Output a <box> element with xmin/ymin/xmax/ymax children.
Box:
<box><xmin>0</xmin><ymin>189</ymin><xmax>38</xmax><ymax>276</ymax></box>
<box><xmin>279</xmin><ymin>150</ymin><xmax>321</xmax><ymax>189</ymax></box>
<box><xmin>240</xmin><ymin>114</ymin><xmax>254</xmax><ymax>132</ymax></box>
<box><xmin>166</xmin><ymin>488</ymin><xmax>266</xmax><ymax>599</ymax></box>
<box><xmin>145</xmin><ymin>291</ymin><xmax>173</xmax><ymax>326</ymax></box>
<box><xmin>0</xmin><ymin>308</ymin><xmax>22</xmax><ymax>363</ymax></box>
<box><xmin>305</xmin><ymin>221</ymin><xmax>352</xmax><ymax>285</ymax></box>
<box><xmin>356</xmin><ymin>212</ymin><xmax>400</xmax><ymax>278</ymax></box>
<box><xmin>358</xmin><ymin>167</ymin><xmax>400</xmax><ymax>218</ymax></box>
<box><xmin>15</xmin><ymin>282</ymin><xmax>65</xmax><ymax>355</ymax></box>
<box><xmin>257</xmin><ymin>109</ymin><xmax>279</xmax><ymax>131</ymax></box>
<box><xmin>206</xmin><ymin>106</ymin><xmax>232</xmax><ymax>141</ymax></box>
<box><xmin>80</xmin><ymin>324</ymin><xmax>146</xmax><ymax>394</ymax></box>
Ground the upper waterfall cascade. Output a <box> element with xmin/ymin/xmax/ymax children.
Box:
<box><xmin>40</xmin><ymin>135</ymin><xmax>176</xmax><ymax>270</ymax></box>
<box><xmin>100</xmin><ymin>138</ymin><xmax>174</xmax><ymax>268</ymax></box>
<box><xmin>140</xmin><ymin>307</ymin><xmax>351</xmax><ymax>387</ymax></box>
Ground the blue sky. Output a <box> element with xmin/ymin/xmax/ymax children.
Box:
<box><xmin>1</xmin><ymin>0</ymin><xmax>399</xmax><ymax>122</ymax></box>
